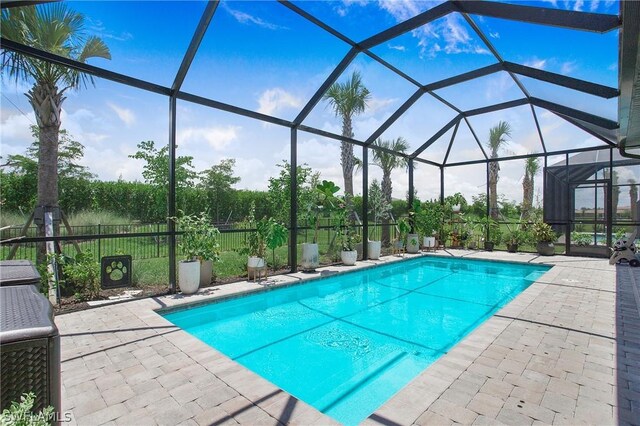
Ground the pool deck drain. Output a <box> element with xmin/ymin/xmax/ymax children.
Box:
<box><xmin>55</xmin><ymin>251</ymin><xmax>638</xmax><ymax>425</ymax></box>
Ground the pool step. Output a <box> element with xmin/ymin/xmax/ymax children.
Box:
<box><xmin>312</xmin><ymin>350</ymin><xmax>429</xmax><ymax>425</ymax></box>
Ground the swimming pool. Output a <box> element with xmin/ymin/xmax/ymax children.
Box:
<box><xmin>162</xmin><ymin>256</ymin><xmax>550</xmax><ymax>425</ymax></box>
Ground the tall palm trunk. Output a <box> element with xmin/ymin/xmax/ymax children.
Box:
<box><xmin>488</xmin><ymin>161</ymin><xmax>500</xmax><ymax>219</ymax></box>
<box><xmin>28</xmin><ymin>81</ymin><xmax>63</xmax><ymax>261</ymax></box>
<box><xmin>381</xmin><ymin>171</ymin><xmax>392</xmax><ymax>247</ymax></box>
<box><xmin>341</xmin><ymin>116</ymin><xmax>355</xmax><ymax>199</ymax></box>
<box><xmin>631</xmin><ymin>184</ymin><xmax>638</xmax><ymax>222</ymax></box>
<box><xmin>522</xmin><ymin>172</ymin><xmax>533</xmax><ymax>220</ymax></box>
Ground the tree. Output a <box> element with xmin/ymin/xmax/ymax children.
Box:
<box><xmin>486</xmin><ymin>121</ymin><xmax>512</xmax><ymax>219</ymax></box>
<box><xmin>267</xmin><ymin>160</ymin><xmax>320</xmax><ymax>225</ymax></box>
<box><xmin>630</xmin><ymin>179</ymin><xmax>638</xmax><ymax>222</ymax></box>
<box><xmin>371</xmin><ymin>137</ymin><xmax>409</xmax><ymax>246</ymax></box>
<box><xmin>367</xmin><ymin>179</ymin><xmax>391</xmax><ymax>241</ymax></box>
<box><xmin>199</xmin><ymin>159</ymin><xmax>240</xmax><ymax>224</ymax></box>
<box><xmin>129</xmin><ymin>140</ymin><xmax>197</xmax><ymax>190</ymax></box>
<box><xmin>521</xmin><ymin>156</ymin><xmax>540</xmax><ymax>221</ymax></box>
<box><xmin>128</xmin><ymin>140</ymin><xmax>197</xmax><ymax>213</ymax></box>
<box><xmin>323</xmin><ymin>71</ymin><xmax>370</xmax><ymax>202</ymax></box>
<box><xmin>1</xmin><ymin>126</ymin><xmax>95</xmax><ymax>214</ymax></box>
<box><xmin>1</xmin><ymin>4</ymin><xmax>111</xmax><ymax>256</ymax></box>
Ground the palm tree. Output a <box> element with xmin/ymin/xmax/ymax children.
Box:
<box><xmin>486</xmin><ymin>121</ymin><xmax>512</xmax><ymax>219</ymax></box>
<box><xmin>323</xmin><ymin>71</ymin><xmax>371</xmax><ymax>201</ymax></box>
<box><xmin>521</xmin><ymin>156</ymin><xmax>540</xmax><ymax>221</ymax></box>
<box><xmin>372</xmin><ymin>137</ymin><xmax>409</xmax><ymax>246</ymax></box>
<box><xmin>1</xmin><ymin>4</ymin><xmax>110</xmax><ymax>257</ymax></box>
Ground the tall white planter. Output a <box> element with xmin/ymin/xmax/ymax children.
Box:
<box><xmin>199</xmin><ymin>260</ymin><xmax>213</xmax><ymax>286</ymax></box>
<box><xmin>301</xmin><ymin>243</ymin><xmax>319</xmax><ymax>271</ymax></box>
<box><xmin>178</xmin><ymin>260</ymin><xmax>200</xmax><ymax>295</ymax></box>
<box><xmin>368</xmin><ymin>240</ymin><xmax>382</xmax><ymax>260</ymax></box>
<box><xmin>341</xmin><ymin>250</ymin><xmax>357</xmax><ymax>266</ymax></box>
<box><xmin>407</xmin><ymin>233</ymin><xmax>420</xmax><ymax>253</ymax></box>
<box><xmin>423</xmin><ymin>236</ymin><xmax>436</xmax><ymax>250</ymax></box>
<box><xmin>247</xmin><ymin>256</ymin><xmax>266</xmax><ymax>280</ymax></box>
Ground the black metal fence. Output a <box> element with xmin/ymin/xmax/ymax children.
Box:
<box><xmin>0</xmin><ymin>221</ymin><xmax>401</xmax><ymax>263</ymax></box>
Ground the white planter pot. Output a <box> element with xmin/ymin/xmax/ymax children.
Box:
<box><xmin>423</xmin><ymin>236</ymin><xmax>436</xmax><ymax>249</ymax></box>
<box><xmin>247</xmin><ymin>256</ymin><xmax>266</xmax><ymax>280</ymax></box>
<box><xmin>301</xmin><ymin>243</ymin><xmax>319</xmax><ymax>271</ymax></box>
<box><xmin>452</xmin><ymin>204</ymin><xmax>461</xmax><ymax>213</ymax></box>
<box><xmin>407</xmin><ymin>233</ymin><xmax>420</xmax><ymax>253</ymax></box>
<box><xmin>341</xmin><ymin>250</ymin><xmax>357</xmax><ymax>266</ymax></box>
<box><xmin>247</xmin><ymin>256</ymin><xmax>265</xmax><ymax>268</ymax></box>
<box><xmin>368</xmin><ymin>240</ymin><xmax>382</xmax><ymax>260</ymax></box>
<box><xmin>178</xmin><ymin>260</ymin><xmax>200</xmax><ymax>295</ymax></box>
<box><xmin>200</xmin><ymin>260</ymin><xmax>213</xmax><ymax>286</ymax></box>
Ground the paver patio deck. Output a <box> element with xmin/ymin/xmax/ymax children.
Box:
<box><xmin>55</xmin><ymin>251</ymin><xmax>639</xmax><ymax>425</ymax></box>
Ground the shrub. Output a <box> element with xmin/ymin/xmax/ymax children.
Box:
<box><xmin>1</xmin><ymin>392</ymin><xmax>54</xmax><ymax>426</ymax></box>
<box><xmin>62</xmin><ymin>252</ymin><xmax>101</xmax><ymax>301</ymax></box>
<box><xmin>531</xmin><ymin>221</ymin><xmax>557</xmax><ymax>243</ymax></box>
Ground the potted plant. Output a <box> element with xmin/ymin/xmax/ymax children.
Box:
<box><xmin>367</xmin><ymin>181</ymin><xmax>391</xmax><ymax>260</ymax></box>
<box><xmin>505</xmin><ymin>228</ymin><xmax>526</xmax><ymax>253</ymax></box>
<box><xmin>302</xmin><ymin>180</ymin><xmax>339</xmax><ymax>271</ymax></box>
<box><xmin>265</xmin><ymin>218</ymin><xmax>288</xmax><ymax>272</ymax></box>
<box><xmin>172</xmin><ymin>212</ymin><xmax>220</xmax><ymax>294</ymax></box>
<box><xmin>447</xmin><ymin>192</ymin><xmax>466</xmax><ymax>213</ymax></box>
<box><xmin>532</xmin><ymin>221</ymin><xmax>557</xmax><ymax>256</ymax></box>
<box><xmin>247</xmin><ymin>218</ymin><xmax>268</xmax><ymax>279</ymax></box>
<box><xmin>335</xmin><ymin>197</ymin><xmax>361</xmax><ymax>266</ymax></box>
<box><xmin>406</xmin><ymin>201</ymin><xmax>421</xmax><ymax>254</ymax></box>
<box><xmin>479</xmin><ymin>216</ymin><xmax>502</xmax><ymax>251</ymax></box>
<box><xmin>394</xmin><ymin>217</ymin><xmax>411</xmax><ymax>255</ymax></box>
<box><xmin>416</xmin><ymin>200</ymin><xmax>443</xmax><ymax>250</ymax></box>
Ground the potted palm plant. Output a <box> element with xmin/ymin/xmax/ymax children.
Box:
<box><xmin>505</xmin><ymin>228</ymin><xmax>526</xmax><ymax>253</ymax></box>
<box><xmin>172</xmin><ymin>212</ymin><xmax>220</xmax><ymax>294</ymax></box>
<box><xmin>302</xmin><ymin>180</ymin><xmax>339</xmax><ymax>271</ymax></box>
<box><xmin>532</xmin><ymin>221</ymin><xmax>557</xmax><ymax>256</ymax></box>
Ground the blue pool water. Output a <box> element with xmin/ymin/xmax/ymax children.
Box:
<box><xmin>163</xmin><ymin>257</ymin><xmax>549</xmax><ymax>425</ymax></box>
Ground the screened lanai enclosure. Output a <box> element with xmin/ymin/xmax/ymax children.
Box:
<box><xmin>1</xmin><ymin>0</ymin><xmax>640</xmax><ymax>294</ymax></box>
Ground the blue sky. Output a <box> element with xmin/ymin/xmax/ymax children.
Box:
<box><xmin>1</xmin><ymin>0</ymin><xmax>631</xmax><ymax>206</ymax></box>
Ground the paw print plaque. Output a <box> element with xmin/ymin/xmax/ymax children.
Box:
<box><xmin>101</xmin><ymin>255</ymin><xmax>132</xmax><ymax>289</ymax></box>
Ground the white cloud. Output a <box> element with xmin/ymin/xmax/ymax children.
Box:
<box><xmin>590</xmin><ymin>0</ymin><xmax>600</xmax><ymax>12</ymax></box>
<box><xmin>257</xmin><ymin>88</ymin><xmax>302</xmax><ymax>116</ymax></box>
<box><xmin>560</xmin><ymin>61</ymin><xmax>577</xmax><ymax>75</ymax></box>
<box><xmin>607</xmin><ymin>62</ymin><xmax>617</xmax><ymax>71</ymax></box>
<box><xmin>107</xmin><ymin>102</ymin><xmax>136</xmax><ymax>127</ymax></box>
<box><xmin>388</xmin><ymin>44</ymin><xmax>407</xmax><ymax>51</ymax></box>
<box><xmin>0</xmin><ymin>109</ymin><xmax>35</xmax><ymax>142</ymax></box>
<box><xmin>489</xmin><ymin>32</ymin><xmax>500</xmax><ymax>39</ymax></box>
<box><xmin>222</xmin><ymin>3</ymin><xmax>286</xmax><ymax>30</ymax></box>
<box><xmin>365</xmin><ymin>97</ymin><xmax>398</xmax><ymax>115</ymax></box>
<box><xmin>524</xmin><ymin>58</ymin><xmax>547</xmax><ymax>70</ymax></box>
<box><xmin>377</xmin><ymin>1</ymin><xmax>490</xmax><ymax>58</ymax></box>
<box><xmin>178</xmin><ymin>125</ymin><xmax>240</xmax><ymax>151</ymax></box>
<box><xmin>86</xmin><ymin>17</ymin><xmax>133</xmax><ymax>42</ymax></box>
<box><xmin>572</xmin><ymin>0</ymin><xmax>585</xmax><ymax>12</ymax></box>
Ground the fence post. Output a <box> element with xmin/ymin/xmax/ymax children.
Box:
<box><xmin>157</xmin><ymin>223</ymin><xmax>160</xmax><ymax>258</ymax></box>
<box><xmin>98</xmin><ymin>224</ymin><xmax>101</xmax><ymax>260</ymax></box>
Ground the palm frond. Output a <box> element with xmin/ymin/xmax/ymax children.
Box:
<box><xmin>0</xmin><ymin>3</ymin><xmax>110</xmax><ymax>90</ymax></box>
<box><xmin>487</xmin><ymin>120</ymin><xmax>512</xmax><ymax>158</ymax></box>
